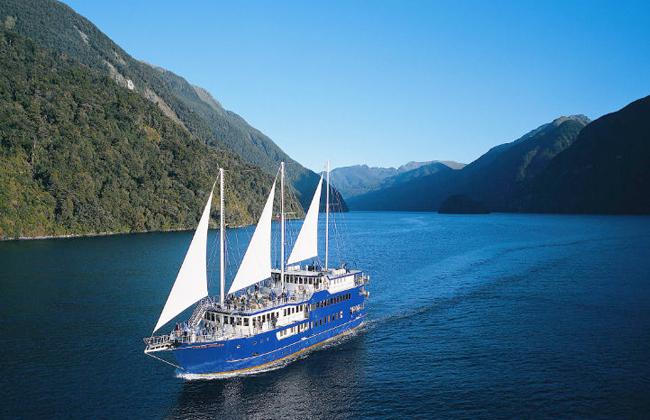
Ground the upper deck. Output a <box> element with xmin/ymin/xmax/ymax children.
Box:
<box><xmin>144</xmin><ymin>267</ymin><xmax>367</xmax><ymax>352</ymax></box>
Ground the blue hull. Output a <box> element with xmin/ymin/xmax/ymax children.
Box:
<box><xmin>171</xmin><ymin>285</ymin><xmax>366</xmax><ymax>375</ymax></box>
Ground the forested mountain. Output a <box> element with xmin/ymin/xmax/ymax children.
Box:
<box><xmin>521</xmin><ymin>96</ymin><xmax>650</xmax><ymax>214</ymax></box>
<box><xmin>449</xmin><ymin>115</ymin><xmax>590</xmax><ymax>211</ymax></box>
<box><xmin>0</xmin><ymin>29</ymin><xmax>300</xmax><ymax>239</ymax></box>
<box><xmin>0</xmin><ymin>0</ymin><xmax>344</xmax><ymax>210</ymax></box>
<box><xmin>330</xmin><ymin>160</ymin><xmax>464</xmax><ymax>199</ymax></box>
<box><xmin>348</xmin><ymin>116</ymin><xmax>590</xmax><ymax>211</ymax></box>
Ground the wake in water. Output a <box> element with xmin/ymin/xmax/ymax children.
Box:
<box><xmin>180</xmin><ymin>235</ymin><xmax>616</xmax><ymax>380</ymax></box>
<box><xmin>364</xmin><ymin>235</ymin><xmax>605</xmax><ymax>332</ymax></box>
<box><xmin>177</xmin><ymin>324</ymin><xmax>368</xmax><ymax>381</ymax></box>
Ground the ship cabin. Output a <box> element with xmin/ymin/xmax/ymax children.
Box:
<box><xmin>198</xmin><ymin>266</ymin><xmax>363</xmax><ymax>339</ymax></box>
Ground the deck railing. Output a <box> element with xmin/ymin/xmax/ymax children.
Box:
<box><xmin>145</xmin><ymin>271</ymin><xmax>369</xmax><ymax>351</ymax></box>
<box><xmin>197</xmin><ymin>291</ymin><xmax>312</xmax><ymax>315</ymax></box>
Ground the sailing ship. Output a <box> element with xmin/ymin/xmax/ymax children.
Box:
<box><xmin>144</xmin><ymin>162</ymin><xmax>369</xmax><ymax>376</ymax></box>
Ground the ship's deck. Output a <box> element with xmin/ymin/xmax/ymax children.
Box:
<box><xmin>144</xmin><ymin>268</ymin><xmax>367</xmax><ymax>352</ymax></box>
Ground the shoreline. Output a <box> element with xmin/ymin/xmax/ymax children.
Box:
<box><xmin>0</xmin><ymin>216</ymin><xmax>310</xmax><ymax>242</ymax></box>
<box><xmin>0</xmin><ymin>225</ymin><xmax>251</xmax><ymax>242</ymax></box>
<box><xmin>3</xmin><ymin>211</ymin><xmax>648</xmax><ymax>242</ymax></box>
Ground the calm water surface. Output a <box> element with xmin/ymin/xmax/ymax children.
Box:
<box><xmin>1</xmin><ymin>212</ymin><xmax>650</xmax><ymax>418</ymax></box>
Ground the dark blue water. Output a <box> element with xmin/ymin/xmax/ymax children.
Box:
<box><xmin>2</xmin><ymin>212</ymin><xmax>650</xmax><ymax>418</ymax></box>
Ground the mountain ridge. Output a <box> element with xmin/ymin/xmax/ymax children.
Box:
<box><xmin>520</xmin><ymin>96</ymin><xmax>650</xmax><ymax>214</ymax></box>
<box><xmin>0</xmin><ymin>29</ymin><xmax>301</xmax><ymax>239</ymax></box>
<box><xmin>347</xmin><ymin>115</ymin><xmax>591</xmax><ymax>211</ymax></box>
<box><xmin>330</xmin><ymin>160</ymin><xmax>465</xmax><ymax>199</ymax></box>
<box><xmin>0</xmin><ymin>0</ymin><xmax>346</xmax><ymax>211</ymax></box>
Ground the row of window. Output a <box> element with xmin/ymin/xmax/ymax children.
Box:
<box><xmin>287</xmin><ymin>276</ymin><xmax>321</xmax><ymax>286</ymax></box>
<box><xmin>329</xmin><ymin>276</ymin><xmax>350</xmax><ymax>285</ymax></box>
<box><xmin>311</xmin><ymin>293</ymin><xmax>351</xmax><ymax>311</ymax></box>
<box><xmin>273</xmin><ymin>273</ymin><xmax>323</xmax><ymax>287</ymax></box>
<box><xmin>312</xmin><ymin>310</ymin><xmax>344</xmax><ymax>328</ymax></box>
<box><xmin>204</xmin><ymin>292</ymin><xmax>352</xmax><ymax>329</ymax></box>
<box><xmin>278</xmin><ymin>322</ymin><xmax>310</xmax><ymax>338</ymax></box>
<box><xmin>205</xmin><ymin>311</ymin><xmax>276</xmax><ymax>327</ymax></box>
<box><xmin>225</xmin><ymin>316</ymin><xmax>249</xmax><ymax>326</ymax></box>
<box><xmin>283</xmin><ymin>304</ymin><xmax>305</xmax><ymax>317</ymax></box>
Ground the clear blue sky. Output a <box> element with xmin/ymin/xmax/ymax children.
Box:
<box><xmin>62</xmin><ymin>0</ymin><xmax>650</xmax><ymax>171</ymax></box>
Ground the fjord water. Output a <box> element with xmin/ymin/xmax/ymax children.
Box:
<box><xmin>2</xmin><ymin>213</ymin><xmax>650</xmax><ymax>418</ymax></box>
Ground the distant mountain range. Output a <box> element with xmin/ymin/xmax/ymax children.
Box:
<box><xmin>347</xmin><ymin>100</ymin><xmax>650</xmax><ymax>215</ymax></box>
<box><xmin>330</xmin><ymin>160</ymin><xmax>465</xmax><ymax>199</ymax></box>
<box><xmin>347</xmin><ymin>115</ymin><xmax>592</xmax><ymax>211</ymax></box>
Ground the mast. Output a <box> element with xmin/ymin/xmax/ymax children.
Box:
<box><xmin>219</xmin><ymin>168</ymin><xmax>225</xmax><ymax>305</ymax></box>
<box><xmin>280</xmin><ymin>162</ymin><xmax>285</xmax><ymax>291</ymax></box>
<box><xmin>325</xmin><ymin>160</ymin><xmax>330</xmax><ymax>271</ymax></box>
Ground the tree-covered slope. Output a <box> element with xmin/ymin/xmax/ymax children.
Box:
<box><xmin>456</xmin><ymin>115</ymin><xmax>590</xmax><ymax>211</ymax></box>
<box><xmin>0</xmin><ymin>0</ymin><xmax>343</xmax><ymax>210</ymax></box>
<box><xmin>0</xmin><ymin>30</ymin><xmax>300</xmax><ymax>239</ymax></box>
<box><xmin>522</xmin><ymin>96</ymin><xmax>650</xmax><ymax>214</ymax></box>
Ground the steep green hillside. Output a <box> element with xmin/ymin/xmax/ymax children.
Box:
<box><xmin>0</xmin><ymin>0</ymin><xmax>343</xmax><ymax>210</ymax></box>
<box><xmin>348</xmin><ymin>116</ymin><xmax>589</xmax><ymax>211</ymax></box>
<box><xmin>456</xmin><ymin>115</ymin><xmax>589</xmax><ymax>210</ymax></box>
<box><xmin>522</xmin><ymin>96</ymin><xmax>650</xmax><ymax>214</ymax></box>
<box><xmin>0</xmin><ymin>30</ymin><xmax>300</xmax><ymax>239</ymax></box>
<box><xmin>139</xmin><ymin>65</ymin><xmax>340</xmax><ymax>209</ymax></box>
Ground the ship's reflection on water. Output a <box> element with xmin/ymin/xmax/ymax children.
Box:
<box><xmin>169</xmin><ymin>333</ymin><xmax>367</xmax><ymax>418</ymax></box>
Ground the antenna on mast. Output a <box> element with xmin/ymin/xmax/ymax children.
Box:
<box><xmin>325</xmin><ymin>160</ymin><xmax>330</xmax><ymax>271</ymax></box>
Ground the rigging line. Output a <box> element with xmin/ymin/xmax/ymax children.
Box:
<box><xmin>333</xmin><ymin>194</ymin><xmax>345</xmax><ymax>261</ymax></box>
<box><xmin>223</xmin><ymin>227</ymin><xmax>229</xmax><ymax>295</ymax></box>
<box><xmin>284</xmin><ymin>176</ymin><xmax>307</xmax><ymax>271</ymax></box>
<box><xmin>231</xmin><ymin>224</ymin><xmax>244</xmax><ymax>287</ymax></box>
<box><xmin>226</xmin><ymin>230</ymin><xmax>238</xmax><ymax>292</ymax></box>
<box><xmin>207</xmin><ymin>206</ymin><xmax>221</xmax><ymax>275</ymax></box>
<box><xmin>145</xmin><ymin>352</ymin><xmax>185</xmax><ymax>370</ymax></box>
<box><xmin>218</xmin><ymin>198</ymin><xmax>225</xmax><ymax>301</ymax></box>
<box><xmin>330</xmin><ymin>190</ymin><xmax>350</xmax><ymax>267</ymax></box>
<box><xmin>337</xmin><ymin>192</ymin><xmax>355</xmax><ymax>267</ymax></box>
<box><xmin>205</xmin><ymin>201</ymin><xmax>220</xmax><ymax>292</ymax></box>
<box><xmin>221</xmin><ymin>168</ymin><xmax>259</xmax><ymax>173</ymax></box>
<box><xmin>284</xmin><ymin>184</ymin><xmax>300</xmax><ymax>261</ymax></box>
<box><xmin>331</xmin><ymin>214</ymin><xmax>341</xmax><ymax>267</ymax></box>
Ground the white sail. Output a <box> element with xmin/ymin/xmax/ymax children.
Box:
<box><xmin>153</xmin><ymin>185</ymin><xmax>214</xmax><ymax>333</ymax></box>
<box><xmin>228</xmin><ymin>180</ymin><xmax>276</xmax><ymax>295</ymax></box>
<box><xmin>288</xmin><ymin>176</ymin><xmax>323</xmax><ymax>265</ymax></box>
